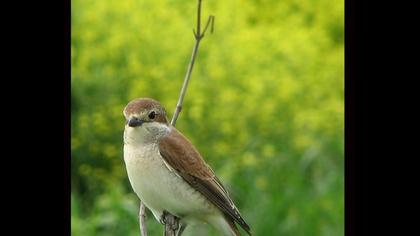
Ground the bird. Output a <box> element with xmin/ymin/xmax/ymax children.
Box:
<box><xmin>123</xmin><ymin>97</ymin><xmax>251</xmax><ymax>236</ymax></box>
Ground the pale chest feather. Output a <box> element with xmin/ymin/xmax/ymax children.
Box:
<box><xmin>124</xmin><ymin>143</ymin><xmax>174</xmax><ymax>198</ymax></box>
<box><xmin>123</xmin><ymin>143</ymin><xmax>216</xmax><ymax>217</ymax></box>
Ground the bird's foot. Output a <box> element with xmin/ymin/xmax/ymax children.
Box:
<box><xmin>159</xmin><ymin>213</ymin><xmax>165</xmax><ymax>225</ymax></box>
<box><xmin>161</xmin><ymin>211</ymin><xmax>180</xmax><ymax>231</ymax></box>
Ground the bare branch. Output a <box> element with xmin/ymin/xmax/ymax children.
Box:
<box><xmin>210</xmin><ymin>16</ymin><xmax>215</xmax><ymax>34</ymax></box>
<box><xmin>170</xmin><ymin>40</ymin><xmax>201</xmax><ymax>126</ymax></box>
<box><xmin>170</xmin><ymin>0</ymin><xmax>213</xmax><ymax>126</ymax></box>
<box><xmin>165</xmin><ymin>1</ymin><xmax>214</xmax><ymax>236</ymax></box>
<box><xmin>139</xmin><ymin>202</ymin><xmax>147</xmax><ymax>236</ymax></box>
<box><xmin>196</xmin><ymin>0</ymin><xmax>202</xmax><ymax>39</ymax></box>
<box><xmin>202</xmin><ymin>15</ymin><xmax>215</xmax><ymax>37</ymax></box>
<box><xmin>138</xmin><ymin>0</ymin><xmax>213</xmax><ymax>235</ymax></box>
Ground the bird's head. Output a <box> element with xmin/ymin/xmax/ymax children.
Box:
<box><xmin>123</xmin><ymin>98</ymin><xmax>171</xmax><ymax>143</ymax></box>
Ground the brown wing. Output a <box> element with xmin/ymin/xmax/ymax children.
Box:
<box><xmin>158</xmin><ymin>127</ymin><xmax>251</xmax><ymax>235</ymax></box>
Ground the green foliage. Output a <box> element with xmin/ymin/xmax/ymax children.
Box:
<box><xmin>71</xmin><ymin>0</ymin><xmax>344</xmax><ymax>235</ymax></box>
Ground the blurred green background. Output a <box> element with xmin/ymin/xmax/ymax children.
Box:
<box><xmin>71</xmin><ymin>0</ymin><xmax>344</xmax><ymax>235</ymax></box>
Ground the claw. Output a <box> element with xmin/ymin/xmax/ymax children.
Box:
<box><xmin>159</xmin><ymin>212</ymin><xmax>166</xmax><ymax>225</ymax></box>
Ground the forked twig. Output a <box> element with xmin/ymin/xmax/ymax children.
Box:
<box><xmin>170</xmin><ymin>0</ymin><xmax>214</xmax><ymax>126</ymax></box>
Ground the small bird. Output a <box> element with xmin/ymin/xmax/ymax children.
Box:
<box><xmin>123</xmin><ymin>98</ymin><xmax>251</xmax><ymax>236</ymax></box>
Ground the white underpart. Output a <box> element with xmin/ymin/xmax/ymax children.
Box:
<box><xmin>123</xmin><ymin>121</ymin><xmax>235</xmax><ymax>235</ymax></box>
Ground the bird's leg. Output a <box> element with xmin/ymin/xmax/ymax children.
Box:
<box><xmin>176</xmin><ymin>223</ymin><xmax>187</xmax><ymax>236</ymax></box>
<box><xmin>162</xmin><ymin>211</ymin><xmax>180</xmax><ymax>236</ymax></box>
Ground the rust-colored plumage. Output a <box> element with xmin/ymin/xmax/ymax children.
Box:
<box><xmin>159</xmin><ymin>127</ymin><xmax>251</xmax><ymax>235</ymax></box>
<box><xmin>159</xmin><ymin>128</ymin><xmax>214</xmax><ymax>180</ymax></box>
<box><xmin>124</xmin><ymin>98</ymin><xmax>168</xmax><ymax>124</ymax></box>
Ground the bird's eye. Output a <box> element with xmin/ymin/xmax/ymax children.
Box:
<box><xmin>148</xmin><ymin>111</ymin><xmax>156</xmax><ymax>119</ymax></box>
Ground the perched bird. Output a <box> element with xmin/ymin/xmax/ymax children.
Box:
<box><xmin>123</xmin><ymin>98</ymin><xmax>251</xmax><ymax>236</ymax></box>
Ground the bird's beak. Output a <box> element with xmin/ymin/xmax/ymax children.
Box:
<box><xmin>128</xmin><ymin>117</ymin><xmax>144</xmax><ymax>127</ymax></box>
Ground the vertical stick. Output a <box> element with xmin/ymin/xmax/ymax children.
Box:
<box><xmin>139</xmin><ymin>202</ymin><xmax>147</xmax><ymax>236</ymax></box>
<box><xmin>138</xmin><ymin>0</ymin><xmax>214</xmax><ymax>235</ymax></box>
<box><xmin>170</xmin><ymin>0</ymin><xmax>214</xmax><ymax>126</ymax></box>
<box><xmin>164</xmin><ymin>1</ymin><xmax>214</xmax><ymax>236</ymax></box>
<box><xmin>170</xmin><ymin>40</ymin><xmax>201</xmax><ymax>126</ymax></box>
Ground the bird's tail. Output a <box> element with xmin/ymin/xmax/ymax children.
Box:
<box><xmin>225</xmin><ymin>217</ymin><xmax>241</xmax><ymax>236</ymax></box>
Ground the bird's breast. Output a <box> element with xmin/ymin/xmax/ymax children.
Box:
<box><xmin>123</xmin><ymin>143</ymin><xmax>216</xmax><ymax>219</ymax></box>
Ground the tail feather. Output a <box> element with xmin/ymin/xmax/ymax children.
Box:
<box><xmin>225</xmin><ymin>217</ymin><xmax>241</xmax><ymax>236</ymax></box>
